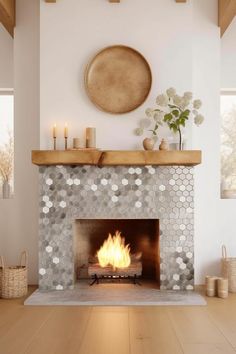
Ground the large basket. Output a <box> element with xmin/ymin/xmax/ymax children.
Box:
<box><xmin>221</xmin><ymin>245</ymin><xmax>236</xmax><ymax>293</ymax></box>
<box><xmin>0</xmin><ymin>256</ymin><xmax>3</xmax><ymax>297</ymax></box>
<box><xmin>1</xmin><ymin>251</ymin><xmax>28</xmax><ymax>299</ymax></box>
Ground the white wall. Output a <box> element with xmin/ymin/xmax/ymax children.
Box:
<box><xmin>39</xmin><ymin>0</ymin><xmax>228</xmax><ymax>284</ymax></box>
<box><xmin>0</xmin><ymin>0</ymin><xmax>39</xmax><ymax>284</ymax></box>
<box><xmin>40</xmin><ymin>0</ymin><xmax>193</xmax><ymax>150</ymax></box>
<box><xmin>0</xmin><ymin>24</ymin><xmax>13</xmax><ymax>89</ymax></box>
<box><xmin>192</xmin><ymin>0</ymin><xmax>223</xmax><ymax>283</ymax></box>
<box><xmin>221</xmin><ymin>18</ymin><xmax>236</xmax><ymax>88</ymax></box>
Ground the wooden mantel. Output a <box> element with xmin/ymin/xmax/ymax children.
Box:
<box><xmin>32</xmin><ymin>150</ymin><xmax>202</xmax><ymax>167</ymax></box>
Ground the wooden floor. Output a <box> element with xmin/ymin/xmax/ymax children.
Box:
<box><xmin>1</xmin><ymin>287</ymin><xmax>236</xmax><ymax>354</ymax></box>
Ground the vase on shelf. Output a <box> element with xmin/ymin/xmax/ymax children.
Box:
<box><xmin>168</xmin><ymin>133</ymin><xmax>186</xmax><ymax>150</ymax></box>
<box><xmin>159</xmin><ymin>139</ymin><xmax>169</xmax><ymax>151</ymax></box>
<box><xmin>2</xmin><ymin>180</ymin><xmax>10</xmax><ymax>199</ymax></box>
<box><xmin>143</xmin><ymin>138</ymin><xmax>155</xmax><ymax>151</ymax></box>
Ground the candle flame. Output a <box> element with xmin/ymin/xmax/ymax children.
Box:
<box><xmin>97</xmin><ymin>231</ymin><xmax>131</xmax><ymax>270</ymax></box>
<box><xmin>64</xmin><ymin>122</ymin><xmax>68</xmax><ymax>138</ymax></box>
<box><xmin>53</xmin><ymin>123</ymin><xmax>57</xmax><ymax>138</ymax></box>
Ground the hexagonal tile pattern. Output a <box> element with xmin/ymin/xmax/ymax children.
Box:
<box><xmin>39</xmin><ymin>165</ymin><xmax>194</xmax><ymax>291</ymax></box>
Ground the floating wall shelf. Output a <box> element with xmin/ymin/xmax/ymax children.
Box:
<box><xmin>32</xmin><ymin>150</ymin><xmax>202</xmax><ymax>167</ymax></box>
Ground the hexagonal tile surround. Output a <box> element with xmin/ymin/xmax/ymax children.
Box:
<box><xmin>39</xmin><ymin>165</ymin><xmax>194</xmax><ymax>290</ymax></box>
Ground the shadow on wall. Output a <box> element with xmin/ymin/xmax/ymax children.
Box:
<box><xmin>201</xmin><ymin>260</ymin><xmax>221</xmax><ymax>280</ymax></box>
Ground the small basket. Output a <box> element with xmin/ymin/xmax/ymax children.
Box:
<box><xmin>1</xmin><ymin>251</ymin><xmax>28</xmax><ymax>299</ymax></box>
<box><xmin>221</xmin><ymin>245</ymin><xmax>236</xmax><ymax>293</ymax></box>
<box><xmin>0</xmin><ymin>256</ymin><xmax>3</xmax><ymax>297</ymax></box>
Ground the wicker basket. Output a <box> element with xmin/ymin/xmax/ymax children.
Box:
<box><xmin>221</xmin><ymin>245</ymin><xmax>236</xmax><ymax>293</ymax></box>
<box><xmin>1</xmin><ymin>251</ymin><xmax>28</xmax><ymax>299</ymax></box>
<box><xmin>0</xmin><ymin>256</ymin><xmax>3</xmax><ymax>298</ymax></box>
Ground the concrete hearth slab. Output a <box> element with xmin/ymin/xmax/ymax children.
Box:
<box><xmin>24</xmin><ymin>281</ymin><xmax>206</xmax><ymax>306</ymax></box>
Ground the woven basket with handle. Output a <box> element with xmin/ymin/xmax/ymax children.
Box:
<box><xmin>221</xmin><ymin>245</ymin><xmax>236</xmax><ymax>293</ymax></box>
<box><xmin>1</xmin><ymin>251</ymin><xmax>28</xmax><ymax>299</ymax></box>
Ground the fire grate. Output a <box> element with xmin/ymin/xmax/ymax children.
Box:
<box><xmin>89</xmin><ymin>274</ymin><xmax>142</xmax><ymax>286</ymax></box>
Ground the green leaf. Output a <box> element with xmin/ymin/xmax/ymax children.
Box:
<box><xmin>164</xmin><ymin>113</ymin><xmax>173</xmax><ymax>122</ymax></box>
<box><xmin>172</xmin><ymin>110</ymin><xmax>179</xmax><ymax>117</ymax></box>
<box><xmin>170</xmin><ymin>123</ymin><xmax>178</xmax><ymax>133</ymax></box>
<box><xmin>183</xmin><ymin>109</ymin><xmax>190</xmax><ymax>116</ymax></box>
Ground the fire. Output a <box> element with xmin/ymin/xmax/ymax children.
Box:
<box><xmin>97</xmin><ymin>231</ymin><xmax>131</xmax><ymax>270</ymax></box>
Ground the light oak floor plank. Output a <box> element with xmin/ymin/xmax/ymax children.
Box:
<box><xmin>23</xmin><ymin>307</ymin><xmax>92</xmax><ymax>354</ymax></box>
<box><xmin>129</xmin><ymin>307</ymin><xmax>184</xmax><ymax>354</ymax></box>
<box><xmin>206</xmin><ymin>293</ymin><xmax>236</xmax><ymax>349</ymax></box>
<box><xmin>78</xmin><ymin>307</ymin><xmax>130</xmax><ymax>354</ymax></box>
<box><xmin>167</xmin><ymin>306</ymin><xmax>236</xmax><ymax>354</ymax></box>
<box><xmin>0</xmin><ymin>306</ymin><xmax>55</xmax><ymax>354</ymax></box>
<box><xmin>0</xmin><ymin>287</ymin><xmax>236</xmax><ymax>354</ymax></box>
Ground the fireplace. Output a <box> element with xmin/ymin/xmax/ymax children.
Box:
<box><xmin>38</xmin><ymin>165</ymin><xmax>194</xmax><ymax>291</ymax></box>
<box><xmin>75</xmin><ymin>219</ymin><xmax>160</xmax><ymax>285</ymax></box>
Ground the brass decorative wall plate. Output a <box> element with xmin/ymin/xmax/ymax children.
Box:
<box><xmin>85</xmin><ymin>45</ymin><xmax>152</xmax><ymax>114</ymax></box>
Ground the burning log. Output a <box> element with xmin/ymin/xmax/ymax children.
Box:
<box><xmin>88</xmin><ymin>252</ymin><xmax>142</xmax><ymax>265</ymax></box>
<box><xmin>88</xmin><ymin>261</ymin><xmax>142</xmax><ymax>278</ymax></box>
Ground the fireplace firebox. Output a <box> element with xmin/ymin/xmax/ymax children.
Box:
<box><xmin>74</xmin><ymin>219</ymin><xmax>160</xmax><ymax>285</ymax></box>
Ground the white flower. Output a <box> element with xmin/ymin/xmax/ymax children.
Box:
<box><xmin>192</xmin><ymin>109</ymin><xmax>198</xmax><ymax>116</ymax></box>
<box><xmin>193</xmin><ymin>99</ymin><xmax>202</xmax><ymax>109</ymax></box>
<box><xmin>135</xmin><ymin>128</ymin><xmax>144</xmax><ymax>136</ymax></box>
<box><xmin>183</xmin><ymin>91</ymin><xmax>193</xmax><ymax>100</ymax></box>
<box><xmin>145</xmin><ymin>108</ymin><xmax>153</xmax><ymax>118</ymax></box>
<box><xmin>156</xmin><ymin>94</ymin><xmax>168</xmax><ymax>107</ymax></box>
<box><xmin>153</xmin><ymin>111</ymin><xmax>164</xmax><ymax>124</ymax></box>
<box><xmin>140</xmin><ymin>118</ymin><xmax>151</xmax><ymax>129</ymax></box>
<box><xmin>194</xmin><ymin>114</ymin><xmax>204</xmax><ymax>126</ymax></box>
<box><xmin>173</xmin><ymin>94</ymin><xmax>182</xmax><ymax>106</ymax></box>
<box><xmin>166</xmin><ymin>87</ymin><xmax>176</xmax><ymax>98</ymax></box>
<box><xmin>180</xmin><ymin>98</ymin><xmax>190</xmax><ymax>110</ymax></box>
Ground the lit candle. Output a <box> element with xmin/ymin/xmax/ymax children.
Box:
<box><xmin>53</xmin><ymin>123</ymin><xmax>57</xmax><ymax>138</ymax></box>
<box><xmin>64</xmin><ymin>123</ymin><xmax>68</xmax><ymax>138</ymax></box>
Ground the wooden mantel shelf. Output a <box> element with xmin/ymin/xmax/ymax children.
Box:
<box><xmin>32</xmin><ymin>150</ymin><xmax>202</xmax><ymax>167</ymax></box>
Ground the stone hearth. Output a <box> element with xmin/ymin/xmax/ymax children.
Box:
<box><xmin>39</xmin><ymin>165</ymin><xmax>194</xmax><ymax>291</ymax></box>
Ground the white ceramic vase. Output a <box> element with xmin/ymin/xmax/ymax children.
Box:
<box><xmin>2</xmin><ymin>180</ymin><xmax>10</xmax><ymax>199</ymax></box>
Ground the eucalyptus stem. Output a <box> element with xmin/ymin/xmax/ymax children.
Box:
<box><xmin>178</xmin><ymin>128</ymin><xmax>182</xmax><ymax>151</ymax></box>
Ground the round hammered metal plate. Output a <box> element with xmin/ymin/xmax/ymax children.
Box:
<box><xmin>85</xmin><ymin>45</ymin><xmax>152</xmax><ymax>114</ymax></box>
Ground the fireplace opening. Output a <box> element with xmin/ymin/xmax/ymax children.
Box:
<box><xmin>74</xmin><ymin>219</ymin><xmax>160</xmax><ymax>286</ymax></box>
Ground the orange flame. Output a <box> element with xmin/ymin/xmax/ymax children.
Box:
<box><xmin>97</xmin><ymin>231</ymin><xmax>131</xmax><ymax>270</ymax></box>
